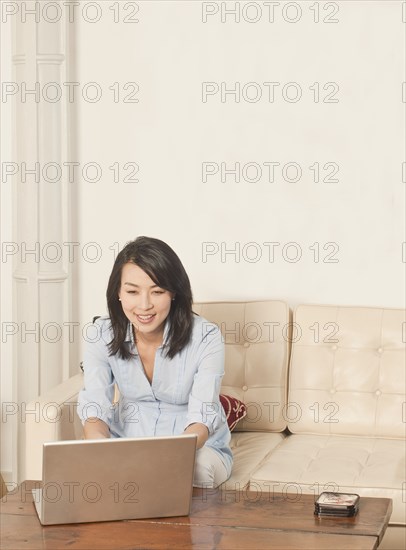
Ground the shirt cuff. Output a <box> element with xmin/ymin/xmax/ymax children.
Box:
<box><xmin>186</xmin><ymin>397</ymin><xmax>221</xmax><ymax>436</ymax></box>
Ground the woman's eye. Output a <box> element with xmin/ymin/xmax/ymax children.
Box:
<box><xmin>125</xmin><ymin>289</ymin><xmax>165</xmax><ymax>295</ymax></box>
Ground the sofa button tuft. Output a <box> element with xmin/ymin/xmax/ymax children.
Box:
<box><xmin>242</xmin><ymin>385</ymin><xmax>248</xmax><ymax>391</ymax></box>
<box><xmin>330</xmin><ymin>388</ymin><xmax>336</xmax><ymax>394</ymax></box>
<box><xmin>375</xmin><ymin>390</ymin><xmax>381</xmax><ymax>396</ymax></box>
<box><xmin>331</xmin><ymin>345</ymin><xmax>338</xmax><ymax>351</ymax></box>
<box><xmin>243</xmin><ymin>342</ymin><xmax>250</xmax><ymax>348</ymax></box>
<box><xmin>377</xmin><ymin>347</ymin><xmax>383</xmax><ymax>354</ymax></box>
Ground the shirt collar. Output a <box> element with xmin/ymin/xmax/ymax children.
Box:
<box><xmin>125</xmin><ymin>318</ymin><xmax>171</xmax><ymax>352</ymax></box>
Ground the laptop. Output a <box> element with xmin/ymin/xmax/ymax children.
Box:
<box><xmin>32</xmin><ymin>434</ymin><xmax>197</xmax><ymax>525</ymax></box>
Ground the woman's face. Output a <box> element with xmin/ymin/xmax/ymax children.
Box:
<box><xmin>118</xmin><ymin>263</ymin><xmax>174</xmax><ymax>340</ymax></box>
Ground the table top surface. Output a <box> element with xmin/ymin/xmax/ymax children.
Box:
<box><xmin>0</xmin><ymin>481</ymin><xmax>393</xmax><ymax>550</ymax></box>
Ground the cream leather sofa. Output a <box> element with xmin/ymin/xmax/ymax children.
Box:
<box><xmin>23</xmin><ymin>301</ymin><xmax>405</xmax><ymax>549</ymax></box>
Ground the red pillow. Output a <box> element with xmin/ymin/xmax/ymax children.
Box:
<box><xmin>220</xmin><ymin>394</ymin><xmax>247</xmax><ymax>431</ymax></box>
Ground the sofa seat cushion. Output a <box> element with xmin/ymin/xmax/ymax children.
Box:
<box><xmin>250</xmin><ymin>434</ymin><xmax>405</xmax><ymax>524</ymax></box>
<box><xmin>222</xmin><ymin>432</ymin><xmax>286</xmax><ymax>490</ymax></box>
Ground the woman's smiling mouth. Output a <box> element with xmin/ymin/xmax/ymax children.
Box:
<box><xmin>135</xmin><ymin>314</ymin><xmax>156</xmax><ymax>324</ymax></box>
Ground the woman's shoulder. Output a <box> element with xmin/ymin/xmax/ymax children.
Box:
<box><xmin>92</xmin><ymin>315</ymin><xmax>111</xmax><ymax>330</ymax></box>
<box><xmin>190</xmin><ymin>313</ymin><xmax>222</xmax><ymax>345</ymax></box>
<box><xmin>88</xmin><ymin>315</ymin><xmax>115</xmax><ymax>346</ymax></box>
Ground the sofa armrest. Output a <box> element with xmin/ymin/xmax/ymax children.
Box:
<box><xmin>21</xmin><ymin>373</ymin><xmax>84</xmax><ymax>481</ymax></box>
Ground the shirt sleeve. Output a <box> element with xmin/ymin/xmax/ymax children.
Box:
<box><xmin>77</xmin><ymin>318</ymin><xmax>116</xmax><ymax>427</ymax></box>
<box><xmin>185</xmin><ymin>321</ymin><xmax>225</xmax><ymax>436</ymax></box>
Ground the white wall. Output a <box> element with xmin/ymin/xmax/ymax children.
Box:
<box><xmin>1</xmin><ymin>0</ymin><xmax>404</xmax><ymax>484</ymax></box>
<box><xmin>74</xmin><ymin>0</ymin><xmax>405</xmax><ymax>334</ymax></box>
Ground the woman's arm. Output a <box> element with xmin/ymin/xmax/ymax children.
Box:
<box><xmin>83</xmin><ymin>417</ymin><xmax>111</xmax><ymax>439</ymax></box>
<box><xmin>183</xmin><ymin>422</ymin><xmax>208</xmax><ymax>449</ymax></box>
<box><xmin>185</xmin><ymin>320</ymin><xmax>225</xmax><ymax>444</ymax></box>
<box><xmin>77</xmin><ymin>318</ymin><xmax>116</xmax><ymax>434</ymax></box>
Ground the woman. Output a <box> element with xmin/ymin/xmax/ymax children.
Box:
<box><xmin>77</xmin><ymin>236</ymin><xmax>232</xmax><ymax>488</ymax></box>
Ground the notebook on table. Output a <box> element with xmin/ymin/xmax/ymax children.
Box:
<box><xmin>32</xmin><ymin>434</ymin><xmax>197</xmax><ymax>525</ymax></box>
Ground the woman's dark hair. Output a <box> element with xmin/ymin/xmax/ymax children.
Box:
<box><xmin>106</xmin><ymin>236</ymin><xmax>193</xmax><ymax>360</ymax></box>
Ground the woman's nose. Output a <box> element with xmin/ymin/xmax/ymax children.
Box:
<box><xmin>138</xmin><ymin>293</ymin><xmax>152</xmax><ymax>310</ymax></box>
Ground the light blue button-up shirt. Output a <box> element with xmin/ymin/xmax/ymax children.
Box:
<box><xmin>77</xmin><ymin>314</ymin><xmax>233</xmax><ymax>475</ymax></box>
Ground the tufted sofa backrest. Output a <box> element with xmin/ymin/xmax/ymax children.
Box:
<box><xmin>288</xmin><ymin>304</ymin><xmax>406</xmax><ymax>438</ymax></box>
<box><xmin>193</xmin><ymin>301</ymin><xmax>290</xmax><ymax>432</ymax></box>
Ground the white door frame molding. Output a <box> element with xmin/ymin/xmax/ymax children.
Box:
<box><xmin>7</xmin><ymin>2</ymin><xmax>76</xmax><ymax>482</ymax></box>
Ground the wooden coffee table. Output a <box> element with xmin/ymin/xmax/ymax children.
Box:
<box><xmin>1</xmin><ymin>481</ymin><xmax>392</xmax><ymax>549</ymax></box>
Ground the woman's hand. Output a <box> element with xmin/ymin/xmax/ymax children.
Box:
<box><xmin>183</xmin><ymin>422</ymin><xmax>209</xmax><ymax>449</ymax></box>
<box><xmin>83</xmin><ymin>418</ymin><xmax>110</xmax><ymax>439</ymax></box>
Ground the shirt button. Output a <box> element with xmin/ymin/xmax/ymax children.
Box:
<box><xmin>243</xmin><ymin>342</ymin><xmax>250</xmax><ymax>348</ymax></box>
<box><xmin>242</xmin><ymin>385</ymin><xmax>248</xmax><ymax>391</ymax></box>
